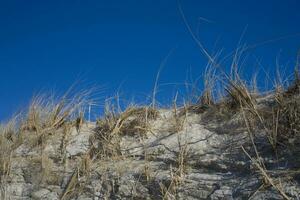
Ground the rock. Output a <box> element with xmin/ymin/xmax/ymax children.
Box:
<box><xmin>1</xmin><ymin>105</ymin><xmax>300</xmax><ymax>200</ymax></box>
<box><xmin>31</xmin><ymin>189</ymin><xmax>51</xmax><ymax>199</ymax></box>
<box><xmin>66</xmin><ymin>126</ymin><xmax>93</xmax><ymax>157</ymax></box>
<box><xmin>2</xmin><ymin>183</ymin><xmax>33</xmax><ymax>199</ymax></box>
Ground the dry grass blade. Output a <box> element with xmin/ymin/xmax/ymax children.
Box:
<box><xmin>60</xmin><ymin>167</ymin><xmax>80</xmax><ymax>200</ymax></box>
<box><xmin>241</xmin><ymin>146</ymin><xmax>291</xmax><ymax>200</ymax></box>
<box><xmin>198</xmin><ymin>52</ymin><xmax>222</xmax><ymax>107</ymax></box>
<box><xmin>152</xmin><ymin>49</ymin><xmax>175</xmax><ymax>109</ymax></box>
<box><xmin>61</xmin><ymin>154</ymin><xmax>91</xmax><ymax>200</ymax></box>
<box><xmin>239</xmin><ymin>96</ymin><xmax>292</xmax><ymax>199</ymax></box>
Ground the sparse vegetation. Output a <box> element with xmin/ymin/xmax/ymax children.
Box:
<box><xmin>1</xmin><ymin>51</ymin><xmax>300</xmax><ymax>199</ymax></box>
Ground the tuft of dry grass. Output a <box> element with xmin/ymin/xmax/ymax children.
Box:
<box><xmin>159</xmin><ymin>164</ymin><xmax>185</xmax><ymax>200</ymax></box>
<box><xmin>272</xmin><ymin>75</ymin><xmax>300</xmax><ymax>145</ymax></box>
<box><xmin>0</xmin><ymin>135</ymin><xmax>12</xmax><ymax>178</ymax></box>
<box><xmin>198</xmin><ymin>56</ymin><xmax>219</xmax><ymax>107</ymax></box>
<box><xmin>224</xmin><ymin>79</ymin><xmax>255</xmax><ymax>110</ymax></box>
<box><xmin>92</xmin><ymin>101</ymin><xmax>159</xmax><ymax>159</ymax></box>
<box><xmin>17</xmin><ymin>88</ymin><xmax>95</xmax><ymax>150</ymax></box>
<box><xmin>0</xmin><ymin>116</ymin><xmax>24</xmax><ymax>199</ymax></box>
<box><xmin>21</xmin><ymin>88</ymin><xmax>94</xmax><ymax>132</ymax></box>
<box><xmin>117</xmin><ymin>106</ymin><xmax>158</xmax><ymax>136</ymax></box>
<box><xmin>0</xmin><ymin>116</ymin><xmax>22</xmax><ymax>178</ymax></box>
<box><xmin>168</xmin><ymin>95</ymin><xmax>188</xmax><ymax>133</ymax></box>
<box><xmin>219</xmin><ymin>58</ymin><xmax>258</xmax><ymax>113</ymax></box>
<box><xmin>0</xmin><ymin>87</ymin><xmax>96</xmax><ymax>198</ymax></box>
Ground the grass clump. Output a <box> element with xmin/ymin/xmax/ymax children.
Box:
<box><xmin>21</xmin><ymin>89</ymin><xmax>93</xmax><ymax>132</ymax></box>
<box><xmin>198</xmin><ymin>62</ymin><xmax>218</xmax><ymax>107</ymax></box>
<box><xmin>92</xmin><ymin>103</ymin><xmax>159</xmax><ymax>158</ymax></box>
<box><xmin>0</xmin><ymin>87</ymin><xmax>95</xmax><ymax>198</ymax></box>
<box><xmin>0</xmin><ymin>116</ymin><xmax>21</xmax><ymax>178</ymax></box>
<box><xmin>273</xmin><ymin>75</ymin><xmax>300</xmax><ymax>145</ymax></box>
<box><xmin>17</xmin><ymin>88</ymin><xmax>95</xmax><ymax>149</ymax></box>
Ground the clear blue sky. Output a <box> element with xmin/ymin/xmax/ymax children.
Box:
<box><xmin>0</xmin><ymin>0</ymin><xmax>300</xmax><ymax>120</ymax></box>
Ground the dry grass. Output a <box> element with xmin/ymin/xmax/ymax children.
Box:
<box><xmin>176</xmin><ymin>136</ymin><xmax>189</xmax><ymax>178</ymax></box>
<box><xmin>169</xmin><ymin>97</ymin><xmax>187</xmax><ymax>133</ymax></box>
<box><xmin>160</xmin><ymin>162</ymin><xmax>186</xmax><ymax>200</ymax></box>
<box><xmin>236</xmin><ymin>70</ymin><xmax>300</xmax><ymax>199</ymax></box>
<box><xmin>242</xmin><ymin>146</ymin><xmax>291</xmax><ymax>200</ymax></box>
<box><xmin>117</xmin><ymin>106</ymin><xmax>158</xmax><ymax>136</ymax></box>
<box><xmin>61</xmin><ymin>154</ymin><xmax>92</xmax><ymax>200</ymax></box>
<box><xmin>0</xmin><ymin>135</ymin><xmax>12</xmax><ymax>178</ymax></box>
<box><xmin>0</xmin><ymin>48</ymin><xmax>300</xmax><ymax>199</ymax></box>
<box><xmin>159</xmin><ymin>113</ymin><xmax>190</xmax><ymax>200</ymax></box>
<box><xmin>198</xmin><ymin>56</ymin><xmax>219</xmax><ymax>107</ymax></box>
<box><xmin>92</xmin><ymin>101</ymin><xmax>159</xmax><ymax>158</ymax></box>
<box><xmin>0</xmin><ymin>116</ymin><xmax>21</xmax><ymax>178</ymax></box>
<box><xmin>0</xmin><ymin>87</ymin><xmax>95</xmax><ymax>198</ymax></box>
<box><xmin>270</xmin><ymin>79</ymin><xmax>300</xmax><ymax>146</ymax></box>
<box><xmin>182</xmin><ymin>46</ymin><xmax>299</xmax><ymax>199</ymax></box>
<box><xmin>16</xmin><ymin>88</ymin><xmax>95</xmax><ymax>151</ymax></box>
<box><xmin>21</xmin><ymin>88</ymin><xmax>94</xmax><ymax>132</ymax></box>
<box><xmin>237</xmin><ymin>94</ymin><xmax>292</xmax><ymax>199</ymax></box>
<box><xmin>224</xmin><ymin>79</ymin><xmax>255</xmax><ymax>111</ymax></box>
<box><xmin>0</xmin><ymin>116</ymin><xmax>23</xmax><ymax>199</ymax></box>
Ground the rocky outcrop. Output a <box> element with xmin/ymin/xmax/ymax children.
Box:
<box><xmin>1</xmin><ymin>105</ymin><xmax>299</xmax><ymax>200</ymax></box>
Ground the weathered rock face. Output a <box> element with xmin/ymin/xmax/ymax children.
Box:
<box><xmin>0</xmin><ymin>105</ymin><xmax>299</xmax><ymax>200</ymax></box>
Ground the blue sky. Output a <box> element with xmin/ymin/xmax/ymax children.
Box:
<box><xmin>0</xmin><ymin>0</ymin><xmax>300</xmax><ymax>120</ymax></box>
